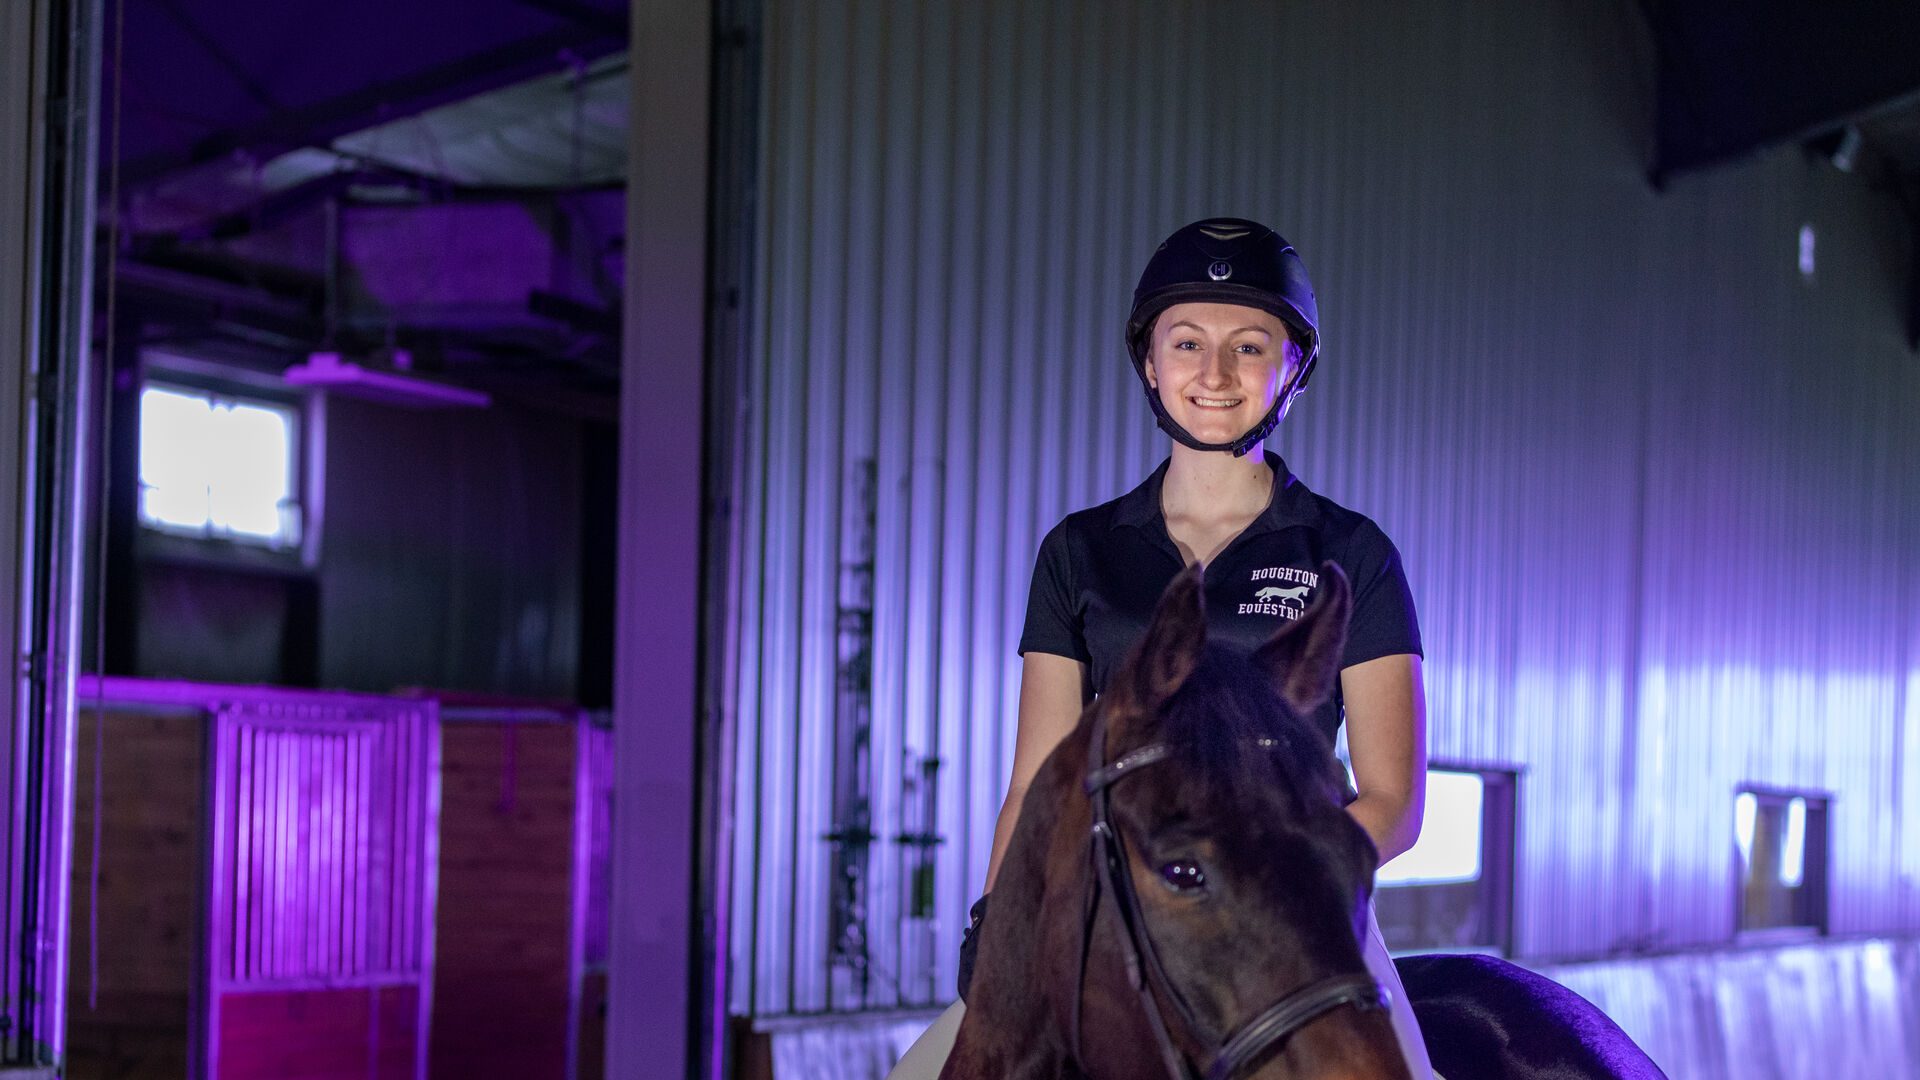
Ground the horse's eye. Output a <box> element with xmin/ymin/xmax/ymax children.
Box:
<box><xmin>1159</xmin><ymin>860</ymin><xmax>1207</xmax><ymax>892</ymax></box>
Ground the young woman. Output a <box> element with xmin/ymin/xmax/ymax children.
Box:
<box><xmin>889</xmin><ymin>218</ymin><xmax>1436</xmax><ymax>1078</ymax></box>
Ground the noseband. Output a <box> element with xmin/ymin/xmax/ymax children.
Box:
<box><xmin>1071</xmin><ymin>711</ymin><xmax>1390</xmax><ymax>1080</ymax></box>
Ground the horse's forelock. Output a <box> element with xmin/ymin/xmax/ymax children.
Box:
<box><xmin>1152</xmin><ymin>648</ymin><xmax>1344</xmax><ymax>817</ymax></box>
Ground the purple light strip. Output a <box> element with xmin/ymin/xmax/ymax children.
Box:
<box><xmin>282</xmin><ymin>352</ymin><xmax>492</xmax><ymax>409</ymax></box>
<box><xmin>76</xmin><ymin>674</ymin><xmax>422</xmax><ymax>711</ymax></box>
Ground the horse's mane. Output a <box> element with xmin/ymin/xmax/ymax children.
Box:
<box><xmin>1151</xmin><ymin>642</ymin><xmax>1347</xmax><ymax>815</ymax></box>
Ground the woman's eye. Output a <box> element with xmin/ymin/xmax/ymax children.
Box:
<box><xmin>1236</xmin><ymin>343</ymin><xmax>1261</xmax><ymax>354</ymax></box>
<box><xmin>1159</xmin><ymin>860</ymin><xmax>1207</xmax><ymax>892</ymax></box>
<box><xmin>1174</xmin><ymin>340</ymin><xmax>1199</xmax><ymax>350</ymax></box>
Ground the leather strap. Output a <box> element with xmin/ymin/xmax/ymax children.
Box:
<box><xmin>1206</xmin><ymin>974</ymin><xmax>1388</xmax><ymax>1080</ymax></box>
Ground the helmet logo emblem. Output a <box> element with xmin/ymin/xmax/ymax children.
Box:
<box><xmin>1207</xmin><ymin>260</ymin><xmax>1233</xmax><ymax>281</ymax></box>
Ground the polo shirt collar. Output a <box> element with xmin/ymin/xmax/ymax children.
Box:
<box><xmin>1110</xmin><ymin>450</ymin><xmax>1323</xmax><ymax>537</ymax></box>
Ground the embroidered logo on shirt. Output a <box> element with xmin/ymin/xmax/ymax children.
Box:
<box><xmin>1254</xmin><ymin>585</ymin><xmax>1310</xmax><ymax>606</ymax></box>
<box><xmin>1241</xmin><ymin>567</ymin><xmax>1319</xmax><ymax>619</ymax></box>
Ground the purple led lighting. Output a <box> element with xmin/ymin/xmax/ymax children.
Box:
<box><xmin>282</xmin><ymin>352</ymin><xmax>491</xmax><ymax>410</ymax></box>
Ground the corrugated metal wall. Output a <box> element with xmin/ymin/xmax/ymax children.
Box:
<box><xmin>1537</xmin><ymin>937</ymin><xmax>1920</xmax><ymax>1078</ymax></box>
<box><xmin>724</xmin><ymin>0</ymin><xmax>1920</xmax><ymax>1016</ymax></box>
<box><xmin>757</xmin><ymin>936</ymin><xmax>1920</xmax><ymax>1080</ymax></box>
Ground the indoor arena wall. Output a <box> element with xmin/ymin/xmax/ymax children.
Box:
<box><xmin>719</xmin><ymin>0</ymin><xmax>1920</xmax><ymax>1018</ymax></box>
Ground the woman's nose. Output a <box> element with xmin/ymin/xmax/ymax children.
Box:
<box><xmin>1200</xmin><ymin>346</ymin><xmax>1236</xmax><ymax>387</ymax></box>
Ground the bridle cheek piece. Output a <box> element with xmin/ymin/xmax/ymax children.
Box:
<box><xmin>1072</xmin><ymin>716</ymin><xmax>1391</xmax><ymax>1080</ymax></box>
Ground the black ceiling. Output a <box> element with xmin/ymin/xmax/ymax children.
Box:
<box><xmin>104</xmin><ymin>1</ymin><xmax>1920</xmax><ymax>368</ymax></box>
<box><xmin>112</xmin><ymin>2</ymin><xmax>1920</xmax><ymax>191</ymax></box>
<box><xmin>1644</xmin><ymin>0</ymin><xmax>1920</xmax><ymax>183</ymax></box>
<box><xmin>114</xmin><ymin>0</ymin><xmax>627</xmax><ymax>183</ymax></box>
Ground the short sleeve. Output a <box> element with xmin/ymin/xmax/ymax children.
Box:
<box><xmin>1016</xmin><ymin>520</ymin><xmax>1091</xmax><ymax>662</ymax></box>
<box><xmin>1341</xmin><ymin>519</ymin><xmax>1423</xmax><ymax>668</ymax></box>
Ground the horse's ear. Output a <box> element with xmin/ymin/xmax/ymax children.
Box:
<box><xmin>1112</xmin><ymin>563</ymin><xmax>1207</xmax><ymax>718</ymax></box>
<box><xmin>1250</xmin><ymin>562</ymin><xmax>1351</xmax><ymax>714</ymax></box>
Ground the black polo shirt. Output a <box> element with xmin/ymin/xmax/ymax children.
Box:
<box><xmin>1017</xmin><ymin>451</ymin><xmax>1422</xmax><ymax>747</ymax></box>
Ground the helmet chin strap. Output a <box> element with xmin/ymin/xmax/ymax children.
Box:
<box><xmin>1137</xmin><ymin>365</ymin><xmax>1308</xmax><ymax>458</ymax></box>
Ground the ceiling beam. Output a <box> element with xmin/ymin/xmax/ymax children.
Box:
<box><xmin>123</xmin><ymin>28</ymin><xmax>625</xmax><ymax>184</ymax></box>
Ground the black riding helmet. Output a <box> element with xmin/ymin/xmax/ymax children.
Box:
<box><xmin>1126</xmin><ymin>218</ymin><xmax>1321</xmax><ymax>457</ymax></box>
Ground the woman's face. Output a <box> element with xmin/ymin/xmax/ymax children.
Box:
<box><xmin>1144</xmin><ymin>301</ymin><xmax>1301</xmax><ymax>444</ymax></box>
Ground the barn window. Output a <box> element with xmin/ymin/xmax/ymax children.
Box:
<box><xmin>1370</xmin><ymin>766</ymin><xmax>1516</xmax><ymax>954</ymax></box>
<box><xmin>1734</xmin><ymin>788</ymin><xmax>1828</xmax><ymax>935</ymax></box>
<box><xmin>139</xmin><ymin>382</ymin><xmax>303</xmax><ymax>550</ymax></box>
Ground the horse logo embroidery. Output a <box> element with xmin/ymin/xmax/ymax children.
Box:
<box><xmin>1241</xmin><ymin>566</ymin><xmax>1321</xmax><ymax>619</ymax></box>
<box><xmin>1254</xmin><ymin>585</ymin><xmax>1311</xmax><ymax>607</ymax></box>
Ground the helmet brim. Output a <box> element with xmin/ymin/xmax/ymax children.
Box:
<box><xmin>1124</xmin><ymin>281</ymin><xmax>1319</xmax><ymax>367</ymax></box>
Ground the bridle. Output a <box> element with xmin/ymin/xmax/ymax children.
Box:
<box><xmin>1070</xmin><ymin>709</ymin><xmax>1391</xmax><ymax>1080</ymax></box>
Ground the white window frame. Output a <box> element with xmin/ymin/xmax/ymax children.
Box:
<box><xmin>135</xmin><ymin>353</ymin><xmax>323</xmax><ymax>570</ymax></box>
<box><xmin>1733</xmin><ymin>785</ymin><xmax>1830</xmax><ymax>939</ymax></box>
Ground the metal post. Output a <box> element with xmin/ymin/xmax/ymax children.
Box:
<box><xmin>0</xmin><ymin>2</ymin><xmax>31</xmax><ymax>1057</ymax></box>
<box><xmin>611</xmin><ymin>0</ymin><xmax>712</xmax><ymax>1077</ymax></box>
<box><xmin>0</xmin><ymin>0</ymin><xmax>103</xmax><ymax>1067</ymax></box>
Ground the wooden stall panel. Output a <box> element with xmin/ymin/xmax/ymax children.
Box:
<box><xmin>65</xmin><ymin>707</ymin><xmax>206</xmax><ymax>1080</ymax></box>
<box><xmin>429</xmin><ymin>721</ymin><xmax>577</xmax><ymax>1080</ymax></box>
<box><xmin>575</xmin><ymin>971</ymin><xmax>607</xmax><ymax>1080</ymax></box>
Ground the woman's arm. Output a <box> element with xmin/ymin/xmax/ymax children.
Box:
<box><xmin>1339</xmin><ymin>652</ymin><xmax>1427</xmax><ymax>865</ymax></box>
<box><xmin>981</xmin><ymin>651</ymin><xmax>1090</xmax><ymax>893</ymax></box>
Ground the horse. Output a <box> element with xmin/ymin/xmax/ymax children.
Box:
<box><xmin>941</xmin><ymin>563</ymin><xmax>1668</xmax><ymax>1080</ymax></box>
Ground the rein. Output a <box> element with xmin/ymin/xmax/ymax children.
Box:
<box><xmin>1070</xmin><ymin>711</ymin><xmax>1390</xmax><ymax>1080</ymax></box>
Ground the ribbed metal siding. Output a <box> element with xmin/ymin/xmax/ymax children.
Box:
<box><xmin>754</xmin><ymin>936</ymin><xmax>1920</xmax><ymax>1080</ymax></box>
<box><xmin>1537</xmin><ymin>937</ymin><xmax>1920</xmax><ymax>1079</ymax></box>
<box><xmin>725</xmin><ymin>0</ymin><xmax>1920</xmax><ymax>1015</ymax></box>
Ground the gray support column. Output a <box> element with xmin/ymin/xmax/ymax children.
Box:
<box><xmin>0</xmin><ymin>0</ymin><xmax>101</xmax><ymax>1068</ymax></box>
<box><xmin>0</xmin><ymin>9</ymin><xmax>35</xmax><ymax>1056</ymax></box>
<box><xmin>611</xmin><ymin>1</ymin><xmax>712</xmax><ymax>1077</ymax></box>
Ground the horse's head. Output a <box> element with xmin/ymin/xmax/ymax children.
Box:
<box><xmin>1076</xmin><ymin>562</ymin><xmax>1411</xmax><ymax>1080</ymax></box>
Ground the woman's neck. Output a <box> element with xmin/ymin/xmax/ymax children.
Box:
<box><xmin>1160</xmin><ymin>441</ymin><xmax>1274</xmax><ymax>525</ymax></box>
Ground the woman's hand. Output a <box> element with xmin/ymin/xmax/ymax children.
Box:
<box><xmin>1339</xmin><ymin>653</ymin><xmax>1427</xmax><ymax>865</ymax></box>
<box><xmin>956</xmin><ymin>894</ymin><xmax>990</xmax><ymax>1001</ymax></box>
